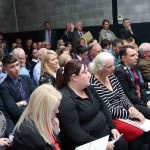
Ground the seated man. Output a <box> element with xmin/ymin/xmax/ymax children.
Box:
<box><xmin>12</xmin><ymin>48</ymin><xmax>30</xmax><ymax>76</ymax></box>
<box><xmin>114</xmin><ymin>45</ymin><xmax>150</xmax><ymax>119</ymax></box>
<box><xmin>110</xmin><ymin>38</ymin><xmax>123</xmax><ymax>65</ymax></box>
<box><xmin>138</xmin><ymin>43</ymin><xmax>150</xmax><ymax>82</ymax></box>
<box><xmin>0</xmin><ymin>54</ymin><xmax>36</xmax><ymax>124</ymax></box>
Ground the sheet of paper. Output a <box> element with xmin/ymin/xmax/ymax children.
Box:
<box><xmin>75</xmin><ymin>135</ymin><xmax>109</xmax><ymax>150</ymax></box>
<box><xmin>81</xmin><ymin>31</ymin><xmax>93</xmax><ymax>43</ymax></box>
<box><xmin>119</xmin><ymin>118</ymin><xmax>150</xmax><ymax>132</ymax></box>
<box><xmin>110</xmin><ymin>133</ymin><xmax>123</xmax><ymax>144</ymax></box>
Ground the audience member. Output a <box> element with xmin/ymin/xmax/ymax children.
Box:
<box><xmin>30</xmin><ymin>48</ymin><xmax>39</xmax><ymax>70</ymax></box>
<box><xmin>38</xmin><ymin>21</ymin><xmax>57</xmax><ymax>50</ymax></box>
<box><xmin>15</xmin><ymin>38</ymin><xmax>22</xmax><ymax>48</ymax></box>
<box><xmin>13</xmin><ymin>48</ymin><xmax>30</xmax><ymax>76</ymax></box>
<box><xmin>23</xmin><ymin>38</ymin><xmax>33</xmax><ymax>61</ymax></box>
<box><xmin>58</xmin><ymin>53</ymin><xmax>72</xmax><ymax>67</ymax></box>
<box><xmin>33</xmin><ymin>48</ymin><xmax>48</xmax><ymax>85</ymax></box>
<box><xmin>100</xmin><ymin>39</ymin><xmax>111</xmax><ymax>52</ymax></box>
<box><xmin>0</xmin><ymin>54</ymin><xmax>36</xmax><ymax>123</ymax></box>
<box><xmin>115</xmin><ymin>45</ymin><xmax>150</xmax><ymax>119</ymax></box>
<box><xmin>89</xmin><ymin>52</ymin><xmax>150</xmax><ymax>149</ymax></box>
<box><xmin>0</xmin><ymin>58</ymin><xmax>6</xmax><ymax>84</ymax></box>
<box><xmin>99</xmin><ymin>19</ymin><xmax>117</xmax><ymax>43</ymax></box>
<box><xmin>72</xmin><ymin>21</ymin><xmax>85</xmax><ymax>53</ymax></box>
<box><xmin>119</xmin><ymin>18</ymin><xmax>138</xmax><ymax>43</ymax></box>
<box><xmin>63</xmin><ymin>22</ymin><xmax>74</xmax><ymax>43</ymax></box>
<box><xmin>39</xmin><ymin>50</ymin><xmax>59</xmax><ymax>86</ymax></box>
<box><xmin>56</xmin><ymin>59</ymin><xmax>128</xmax><ymax>150</ymax></box>
<box><xmin>110</xmin><ymin>38</ymin><xmax>123</xmax><ymax>65</ymax></box>
<box><xmin>138</xmin><ymin>43</ymin><xmax>150</xmax><ymax>81</ymax></box>
<box><xmin>87</xmin><ymin>42</ymin><xmax>102</xmax><ymax>62</ymax></box>
<box><xmin>13</xmin><ymin>84</ymin><xmax>62</xmax><ymax>150</ymax></box>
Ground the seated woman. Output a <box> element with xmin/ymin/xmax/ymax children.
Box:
<box><xmin>13</xmin><ymin>84</ymin><xmax>62</xmax><ymax>150</ymax></box>
<box><xmin>56</xmin><ymin>59</ymin><xmax>128</xmax><ymax>150</ymax></box>
<box><xmin>39</xmin><ymin>50</ymin><xmax>59</xmax><ymax>86</ymax></box>
<box><xmin>89</xmin><ymin>52</ymin><xmax>150</xmax><ymax>149</ymax></box>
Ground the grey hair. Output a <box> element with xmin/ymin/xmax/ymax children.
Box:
<box><xmin>139</xmin><ymin>43</ymin><xmax>150</xmax><ymax>58</ymax></box>
<box><xmin>89</xmin><ymin>52</ymin><xmax>114</xmax><ymax>74</ymax></box>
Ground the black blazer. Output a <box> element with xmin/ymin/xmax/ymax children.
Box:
<box><xmin>13</xmin><ymin>118</ymin><xmax>60</xmax><ymax>150</ymax></box>
<box><xmin>114</xmin><ymin>64</ymin><xmax>150</xmax><ymax>106</ymax></box>
<box><xmin>38</xmin><ymin>30</ymin><xmax>57</xmax><ymax>50</ymax></box>
<box><xmin>0</xmin><ymin>75</ymin><xmax>36</xmax><ymax>123</ymax></box>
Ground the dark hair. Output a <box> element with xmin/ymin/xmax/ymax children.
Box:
<box><xmin>112</xmin><ymin>38</ymin><xmax>123</xmax><ymax>47</ymax></box>
<box><xmin>119</xmin><ymin>45</ymin><xmax>135</xmax><ymax>60</ymax></box>
<box><xmin>122</xmin><ymin>18</ymin><xmax>130</xmax><ymax>24</ymax></box>
<box><xmin>100</xmin><ymin>39</ymin><xmax>111</xmax><ymax>49</ymax></box>
<box><xmin>76</xmin><ymin>46</ymin><xmax>88</xmax><ymax>55</ymax></box>
<box><xmin>44</xmin><ymin>21</ymin><xmax>50</xmax><ymax>25</ymax></box>
<box><xmin>102</xmin><ymin>19</ymin><xmax>110</xmax><ymax>26</ymax></box>
<box><xmin>56</xmin><ymin>59</ymin><xmax>86</xmax><ymax>89</ymax></box>
<box><xmin>2</xmin><ymin>54</ymin><xmax>18</xmax><ymax>66</ymax></box>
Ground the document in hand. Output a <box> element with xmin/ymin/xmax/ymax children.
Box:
<box><xmin>119</xmin><ymin>118</ymin><xmax>150</xmax><ymax>132</ymax></box>
<box><xmin>75</xmin><ymin>135</ymin><xmax>109</xmax><ymax>150</ymax></box>
<box><xmin>81</xmin><ymin>31</ymin><xmax>93</xmax><ymax>43</ymax></box>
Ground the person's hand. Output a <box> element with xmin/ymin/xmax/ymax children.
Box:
<box><xmin>129</xmin><ymin>107</ymin><xmax>139</xmax><ymax>117</ymax></box>
<box><xmin>111</xmin><ymin>129</ymin><xmax>120</xmax><ymax>140</ymax></box>
<box><xmin>0</xmin><ymin>138</ymin><xmax>10</xmax><ymax>147</ymax></box>
<box><xmin>106</xmin><ymin>142</ymin><xmax>115</xmax><ymax>150</ymax></box>
<box><xmin>136</xmin><ymin>112</ymin><xmax>145</xmax><ymax>123</ymax></box>
<box><xmin>129</xmin><ymin>107</ymin><xmax>145</xmax><ymax>123</ymax></box>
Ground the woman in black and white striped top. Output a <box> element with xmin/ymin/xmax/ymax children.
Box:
<box><xmin>89</xmin><ymin>52</ymin><xmax>144</xmax><ymax>120</ymax></box>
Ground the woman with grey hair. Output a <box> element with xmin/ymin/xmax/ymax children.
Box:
<box><xmin>89</xmin><ymin>52</ymin><xmax>150</xmax><ymax>149</ymax></box>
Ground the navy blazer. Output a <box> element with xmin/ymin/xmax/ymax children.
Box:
<box><xmin>38</xmin><ymin>30</ymin><xmax>57</xmax><ymax>50</ymax></box>
<box><xmin>0</xmin><ymin>75</ymin><xmax>36</xmax><ymax>123</ymax></box>
<box><xmin>114</xmin><ymin>64</ymin><xmax>150</xmax><ymax>106</ymax></box>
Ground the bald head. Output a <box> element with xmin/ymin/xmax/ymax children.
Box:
<box><xmin>90</xmin><ymin>43</ymin><xmax>102</xmax><ymax>58</ymax></box>
<box><xmin>139</xmin><ymin>43</ymin><xmax>150</xmax><ymax>59</ymax></box>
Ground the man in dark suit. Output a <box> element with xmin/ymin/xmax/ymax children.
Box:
<box><xmin>72</xmin><ymin>21</ymin><xmax>85</xmax><ymax>53</ymax></box>
<box><xmin>63</xmin><ymin>22</ymin><xmax>74</xmax><ymax>43</ymax></box>
<box><xmin>114</xmin><ymin>45</ymin><xmax>150</xmax><ymax>119</ymax></box>
<box><xmin>38</xmin><ymin>21</ymin><xmax>57</xmax><ymax>50</ymax></box>
<box><xmin>0</xmin><ymin>54</ymin><xmax>36</xmax><ymax>124</ymax></box>
<box><xmin>119</xmin><ymin>18</ymin><xmax>139</xmax><ymax>43</ymax></box>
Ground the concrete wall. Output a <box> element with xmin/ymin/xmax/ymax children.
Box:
<box><xmin>117</xmin><ymin>0</ymin><xmax>150</xmax><ymax>24</ymax></box>
<box><xmin>1</xmin><ymin>0</ymin><xmax>150</xmax><ymax>33</ymax></box>
<box><xmin>15</xmin><ymin>0</ymin><xmax>113</xmax><ymax>32</ymax></box>
<box><xmin>0</xmin><ymin>0</ymin><xmax>16</xmax><ymax>33</ymax></box>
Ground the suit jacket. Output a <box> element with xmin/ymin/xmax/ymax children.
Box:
<box><xmin>0</xmin><ymin>75</ymin><xmax>36</xmax><ymax>123</ymax></box>
<box><xmin>13</xmin><ymin>118</ymin><xmax>60</xmax><ymax>150</ymax></box>
<box><xmin>138</xmin><ymin>58</ymin><xmax>150</xmax><ymax>82</ymax></box>
<box><xmin>72</xmin><ymin>30</ymin><xmax>85</xmax><ymax>53</ymax></box>
<box><xmin>114</xmin><ymin>64</ymin><xmax>150</xmax><ymax>106</ymax></box>
<box><xmin>38</xmin><ymin>30</ymin><xmax>57</xmax><ymax>50</ymax></box>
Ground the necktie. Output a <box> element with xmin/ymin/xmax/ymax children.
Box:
<box><xmin>48</xmin><ymin>30</ymin><xmax>51</xmax><ymax>43</ymax></box>
<box><xmin>131</xmin><ymin>68</ymin><xmax>141</xmax><ymax>100</ymax></box>
<box><xmin>79</xmin><ymin>32</ymin><xmax>83</xmax><ymax>37</ymax></box>
<box><xmin>16</xmin><ymin>80</ymin><xmax>27</xmax><ymax>100</ymax></box>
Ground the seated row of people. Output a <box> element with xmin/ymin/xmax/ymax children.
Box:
<box><xmin>0</xmin><ymin>43</ymin><xmax>150</xmax><ymax>149</ymax></box>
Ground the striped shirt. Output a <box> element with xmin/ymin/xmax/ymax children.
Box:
<box><xmin>90</xmin><ymin>74</ymin><xmax>133</xmax><ymax>119</ymax></box>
